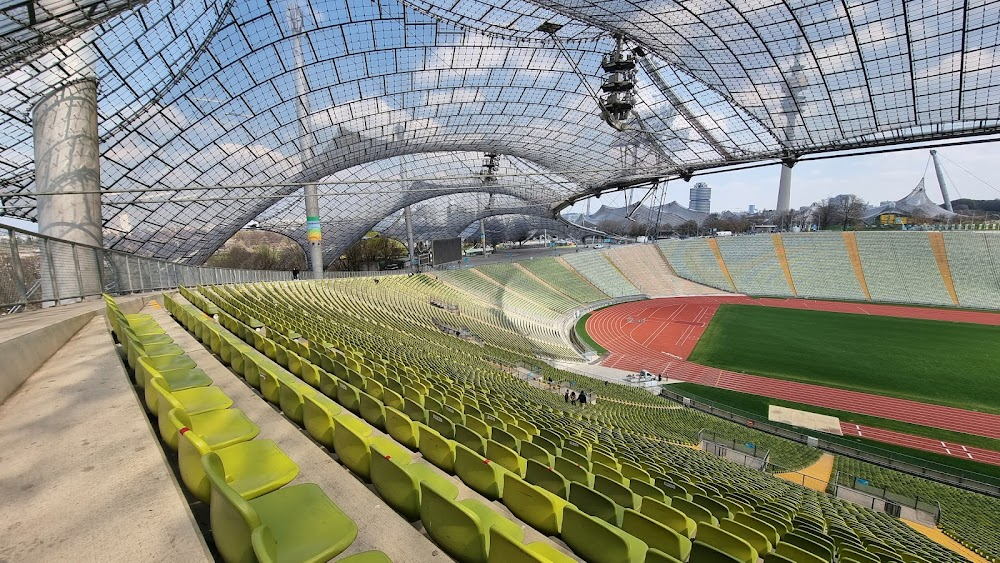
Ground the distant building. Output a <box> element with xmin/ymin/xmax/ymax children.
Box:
<box><xmin>748</xmin><ymin>204</ymin><xmax>757</xmax><ymax>214</ymax></box>
<box><xmin>689</xmin><ymin>182</ymin><xmax>711</xmax><ymax>213</ymax></box>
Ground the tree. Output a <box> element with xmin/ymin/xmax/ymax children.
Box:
<box><xmin>838</xmin><ymin>194</ymin><xmax>867</xmax><ymax>231</ymax></box>
<box><xmin>676</xmin><ymin>220</ymin><xmax>699</xmax><ymax>237</ymax></box>
<box><xmin>812</xmin><ymin>198</ymin><xmax>838</xmax><ymax>230</ymax></box>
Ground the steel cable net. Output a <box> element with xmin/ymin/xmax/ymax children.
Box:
<box><xmin>0</xmin><ymin>0</ymin><xmax>998</xmax><ymax>264</ymax></box>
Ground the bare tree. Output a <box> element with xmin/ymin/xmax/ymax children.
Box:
<box><xmin>838</xmin><ymin>194</ymin><xmax>867</xmax><ymax>231</ymax></box>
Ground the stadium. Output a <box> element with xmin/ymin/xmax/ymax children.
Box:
<box><xmin>3</xmin><ymin>0</ymin><xmax>1000</xmax><ymax>562</ymax></box>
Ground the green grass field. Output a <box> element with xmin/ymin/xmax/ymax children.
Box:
<box><xmin>668</xmin><ymin>382</ymin><xmax>1000</xmax><ymax>480</ymax></box>
<box><xmin>576</xmin><ymin>313</ymin><xmax>608</xmax><ymax>355</ymax></box>
<box><xmin>688</xmin><ymin>304</ymin><xmax>1000</xmax><ymax>414</ymax></box>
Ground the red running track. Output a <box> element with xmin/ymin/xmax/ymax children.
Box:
<box><xmin>587</xmin><ymin>297</ymin><xmax>1000</xmax><ymax>442</ymax></box>
<box><xmin>840</xmin><ymin>423</ymin><xmax>1000</xmax><ymax>467</ymax></box>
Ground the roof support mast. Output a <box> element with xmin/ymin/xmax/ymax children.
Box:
<box><xmin>930</xmin><ymin>150</ymin><xmax>954</xmax><ymax>212</ymax></box>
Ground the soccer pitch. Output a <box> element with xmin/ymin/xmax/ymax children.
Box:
<box><xmin>687</xmin><ymin>304</ymin><xmax>1000</xmax><ymax>414</ymax></box>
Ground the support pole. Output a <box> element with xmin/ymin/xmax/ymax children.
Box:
<box><xmin>480</xmin><ymin>219</ymin><xmax>487</xmax><ymax>255</ymax></box>
<box><xmin>930</xmin><ymin>150</ymin><xmax>954</xmax><ymax>212</ymax></box>
<box><xmin>776</xmin><ymin>162</ymin><xmax>793</xmax><ymax>213</ymax></box>
<box><xmin>405</xmin><ymin>206</ymin><xmax>416</xmax><ymax>272</ymax></box>
<box><xmin>33</xmin><ymin>79</ymin><xmax>102</xmax><ymax>305</ymax></box>
<box><xmin>289</xmin><ymin>0</ymin><xmax>323</xmax><ymax>278</ymax></box>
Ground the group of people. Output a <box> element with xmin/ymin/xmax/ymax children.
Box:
<box><xmin>564</xmin><ymin>389</ymin><xmax>590</xmax><ymax>407</ymax></box>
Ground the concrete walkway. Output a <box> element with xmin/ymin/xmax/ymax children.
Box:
<box><xmin>0</xmin><ymin>315</ymin><xmax>211</xmax><ymax>562</ymax></box>
<box><xmin>902</xmin><ymin>519</ymin><xmax>989</xmax><ymax>563</ymax></box>
<box><xmin>774</xmin><ymin>453</ymin><xmax>835</xmax><ymax>492</ymax></box>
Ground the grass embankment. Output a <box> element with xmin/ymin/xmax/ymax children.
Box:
<box><xmin>575</xmin><ymin>312</ymin><xmax>608</xmax><ymax>355</ymax></box>
<box><xmin>669</xmin><ymin>382</ymin><xmax>1000</xmax><ymax>481</ymax></box>
<box><xmin>688</xmin><ymin>304</ymin><xmax>1000</xmax><ymax>415</ymax></box>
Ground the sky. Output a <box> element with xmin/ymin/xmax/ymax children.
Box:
<box><xmin>567</xmin><ymin>138</ymin><xmax>1000</xmax><ymax>216</ymax></box>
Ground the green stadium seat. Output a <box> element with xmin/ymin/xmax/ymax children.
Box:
<box><xmin>560</xmin><ymin>505</ymin><xmax>647</xmax><ymax>563</ymax></box>
<box><xmin>486</xmin><ymin>439</ymin><xmax>527</xmax><ymax>477</ymax></box>
<box><xmin>524</xmin><ymin>459</ymin><xmax>568</xmax><ymax>499</ymax></box>
<box><xmin>428</xmin><ymin>410</ymin><xmax>457</xmax><ymax>439</ymax></box>
<box><xmin>151</xmin><ymin>378</ymin><xmax>248</xmax><ymax>450</ymax></box>
<box><xmin>203</xmin><ymin>452</ymin><xmax>357</xmax><ymax>563</ymax></box>
<box><xmin>491</xmin><ymin>427</ymin><xmax>521</xmax><ymax>451</ymax></box>
<box><xmin>501</xmin><ymin>473</ymin><xmax>568</xmax><ymax>536</ymax></box>
<box><xmin>690</xmin><ymin>541</ymin><xmax>744</xmax><ymax>562</ymax></box>
<box><xmin>370</xmin><ymin>442</ymin><xmax>460</xmax><ymax>522</ymax></box>
<box><xmin>775</xmin><ymin>542</ymin><xmax>827</xmax><ymax>563</ymax></box>
<box><xmin>553</xmin><ymin>455</ymin><xmax>593</xmax><ymax>487</ymax></box>
<box><xmin>643</xmin><ymin>549</ymin><xmax>684</xmax><ymax>563</ymax></box>
<box><xmin>696</xmin><ymin>523</ymin><xmax>758</xmax><ymax>563</ymax></box>
<box><xmin>276</xmin><ymin>376</ymin><xmax>316</xmax><ymax>424</ymax></box>
<box><xmin>455</xmin><ymin>423</ymin><xmax>487</xmax><ymax>455</ymax></box>
<box><xmin>692</xmin><ymin>494</ymin><xmax>734</xmax><ymax>521</ymax></box>
<box><xmin>385</xmin><ymin>407</ymin><xmax>420</xmax><ymax>450</ymax></box>
<box><xmin>783</xmin><ymin>531</ymin><xmax>834</xmax><ymax>561</ymax></box>
<box><xmin>628</xmin><ymin>479</ymin><xmax>665</xmax><ymax>504</ymax></box>
<box><xmin>332</xmin><ymin>413</ymin><xmax>410</xmax><ymax>481</ymax></box>
<box><xmin>336</xmin><ymin>380</ymin><xmax>362</xmax><ymax>414</ymax></box>
<box><xmin>719</xmin><ymin>517</ymin><xmax>773</xmax><ymax>556</ymax></box>
<box><xmin>358</xmin><ymin>391</ymin><xmax>387</xmax><ymax>431</ymax></box>
<box><xmin>302</xmin><ymin>393</ymin><xmax>342</xmax><ymax>449</ymax></box>
<box><xmin>487</xmin><ymin>527</ymin><xmax>576</xmax><ymax>563</ymax></box>
<box><xmin>594</xmin><ymin>473</ymin><xmax>641</xmax><ymax>510</ymax></box>
<box><xmin>733</xmin><ymin>512</ymin><xmax>779</xmax><ymax>546</ymax></box>
<box><xmin>518</xmin><ymin>440</ymin><xmax>554</xmax><ymax>467</ymax></box>
<box><xmin>639</xmin><ymin>497</ymin><xmax>696</xmax><ymax>538</ymax></box>
<box><xmin>671</xmin><ymin>496</ymin><xmax>718</xmax><ymax>527</ymax></box>
<box><xmin>138</xmin><ymin>355</ymin><xmax>212</xmax><ymax>411</ymax></box>
<box><xmin>568</xmin><ymin>481</ymin><xmax>623</xmax><ymax>526</ymax></box>
<box><xmin>454</xmin><ymin>443</ymin><xmax>511</xmax><ymax>500</ymax></box>
<box><xmin>403</xmin><ymin>397</ymin><xmax>428</xmax><ymax>424</ymax></box>
<box><xmin>559</xmin><ymin>448</ymin><xmax>591</xmax><ymax>470</ymax></box>
<box><xmin>420</xmin><ymin>482</ymin><xmax>523</xmax><ymax>563</ymax></box>
<box><xmin>418</xmin><ymin>423</ymin><xmax>458</xmax><ymax>473</ymax></box>
<box><xmin>621</xmin><ymin>508</ymin><xmax>692</xmax><ymax>561</ymax></box>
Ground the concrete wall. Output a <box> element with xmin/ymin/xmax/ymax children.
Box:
<box><xmin>0</xmin><ymin>295</ymin><xmax>154</xmax><ymax>404</ymax></box>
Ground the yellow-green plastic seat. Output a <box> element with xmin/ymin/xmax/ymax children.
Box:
<box><xmin>524</xmin><ymin>459</ymin><xmax>568</xmax><ymax>499</ymax></box>
<box><xmin>839</xmin><ymin>547</ymin><xmax>881</xmax><ymax>563</ymax></box>
<box><xmin>501</xmin><ymin>473</ymin><xmax>568</xmax><ymax>536</ymax></box>
<box><xmin>385</xmin><ymin>407</ymin><xmax>420</xmax><ymax>450</ymax></box>
<box><xmin>152</xmin><ymin>381</ymin><xmax>253</xmax><ymax>450</ymax></box>
<box><xmin>640</xmin><ymin>497</ymin><xmax>696</xmax><ymax>538</ymax></box>
<box><xmin>332</xmin><ymin>413</ymin><xmax>409</xmax><ymax>481</ymax></box>
<box><xmin>629</xmin><ymin>479</ymin><xmax>666</xmax><ymax>504</ymax></box>
<box><xmin>276</xmin><ymin>376</ymin><xmax>316</xmax><ymax>424</ymax></box>
<box><xmin>428</xmin><ymin>410</ymin><xmax>457</xmax><ymax>439</ymax></box>
<box><xmin>370</xmin><ymin>442</ymin><xmax>459</xmax><ymax>522</ymax></box>
<box><xmin>774</xmin><ymin>542</ymin><xmax>826</xmax><ymax>563</ymax></box>
<box><xmin>560</xmin><ymin>505</ymin><xmax>647</xmax><ymax>563</ymax></box>
<box><xmin>553</xmin><ymin>455</ymin><xmax>592</xmax><ymax>487</ymax></box>
<box><xmin>753</xmin><ymin>512</ymin><xmax>791</xmax><ymax>537</ymax></box>
<box><xmin>487</xmin><ymin>527</ymin><xmax>576</xmax><ymax>563</ymax></box>
<box><xmin>696</xmin><ymin>523</ymin><xmax>758</xmax><ymax>563</ymax></box>
<box><xmin>403</xmin><ymin>397</ymin><xmax>428</xmax><ymax>424</ymax></box>
<box><xmin>175</xmin><ymin>418</ymin><xmax>299</xmax><ymax>505</ymax></box>
<box><xmin>454</xmin><ymin>443</ymin><xmax>511</xmax><ymax>501</ymax></box>
<box><xmin>621</xmin><ymin>508</ymin><xmax>692</xmax><ymax>562</ymax></box>
<box><xmin>417</xmin><ymin>424</ymin><xmax>457</xmax><ymax>473</ymax></box>
<box><xmin>672</xmin><ymin>496</ymin><xmax>718</xmax><ymax>528</ymax></box>
<box><xmin>490</xmin><ymin>427</ymin><xmax>520</xmax><ymax>451</ymax></box>
<box><xmin>133</xmin><ymin>351</ymin><xmax>197</xmax><ymax>389</ymax></box>
<box><xmin>441</xmin><ymin>404</ymin><xmax>466</xmax><ymax>426</ymax></box>
<box><xmin>690</xmin><ymin>541</ymin><xmax>744</xmax><ymax>562</ymax></box>
<box><xmin>568</xmin><ymin>481</ymin><xmax>623</xmax><ymax>526</ymax></box>
<box><xmin>140</xmin><ymin>363</ymin><xmax>214</xmax><ymax>413</ymax></box>
<box><xmin>359</xmin><ymin>391</ymin><xmax>387</xmax><ymax>431</ymax></box>
<box><xmin>594</xmin><ymin>474</ymin><xmax>641</xmax><ymax>510</ymax></box>
<box><xmin>719</xmin><ymin>518</ymin><xmax>773</xmax><ymax>556</ymax></box>
<box><xmin>782</xmin><ymin>532</ymin><xmax>833</xmax><ymax>562</ymax></box>
<box><xmin>420</xmin><ymin>482</ymin><xmax>523</xmax><ymax>563</ymax></box>
<box><xmin>455</xmin><ymin>424</ymin><xmax>487</xmax><ymax>455</ymax></box>
<box><xmin>733</xmin><ymin>512</ymin><xmax>779</xmax><ymax>546</ymax></box>
<box><xmin>486</xmin><ymin>439</ymin><xmax>526</xmax><ymax>477</ymax></box>
<box><xmin>150</xmin><ymin>375</ymin><xmax>232</xmax><ymax>418</ymax></box>
<box><xmin>518</xmin><ymin>440</ymin><xmax>554</xmax><ymax>467</ymax></box>
<box><xmin>257</xmin><ymin>366</ymin><xmax>289</xmax><ymax>405</ymax></box>
<box><xmin>302</xmin><ymin>392</ymin><xmax>342</xmax><ymax>448</ymax></box>
<box><xmin>692</xmin><ymin>494</ymin><xmax>733</xmax><ymax>522</ymax></box>
<box><xmin>202</xmin><ymin>452</ymin><xmax>357</xmax><ymax>563</ymax></box>
<box><xmin>336</xmin><ymin>380</ymin><xmax>362</xmax><ymax>414</ymax></box>
<box><xmin>644</xmin><ymin>548</ymin><xmax>684</xmax><ymax>563</ymax></box>
<box><xmin>382</xmin><ymin>388</ymin><xmax>404</xmax><ymax>411</ymax></box>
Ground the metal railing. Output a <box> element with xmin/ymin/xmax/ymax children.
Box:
<box><xmin>0</xmin><ymin>225</ymin><xmax>292</xmax><ymax>314</ymax></box>
<box><xmin>659</xmin><ymin>387</ymin><xmax>1000</xmax><ymax>498</ymax></box>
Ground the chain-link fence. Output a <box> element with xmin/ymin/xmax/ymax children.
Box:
<box><xmin>1</xmin><ymin>225</ymin><xmax>292</xmax><ymax>314</ymax></box>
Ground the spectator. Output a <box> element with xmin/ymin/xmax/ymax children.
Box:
<box><xmin>570</xmin><ymin>391</ymin><xmax>577</xmax><ymax>406</ymax></box>
<box><xmin>579</xmin><ymin>391</ymin><xmax>587</xmax><ymax>407</ymax></box>
<box><xmin>564</xmin><ymin>390</ymin><xmax>569</xmax><ymax>403</ymax></box>
<box><xmin>291</xmin><ymin>268</ymin><xmax>300</xmax><ymax>280</ymax></box>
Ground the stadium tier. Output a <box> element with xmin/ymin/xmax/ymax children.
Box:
<box><xmin>659</xmin><ymin>232</ymin><xmax>1000</xmax><ymax>310</ymax></box>
<box><xmin>518</xmin><ymin>257</ymin><xmax>611</xmax><ymax>303</ymax></box>
<box><xmin>477</xmin><ymin>263</ymin><xmax>583</xmax><ymax>313</ymax></box>
<box><xmin>656</xmin><ymin>239</ymin><xmax>737</xmax><ymax>293</ymax></box>
<box><xmin>562</xmin><ymin>252</ymin><xmax>643</xmax><ymax>298</ymax></box>
<box><xmin>602</xmin><ymin>245</ymin><xmax>725</xmax><ymax>297</ymax></box>
<box><xmin>855</xmin><ymin>232</ymin><xmax>955</xmax><ymax>306</ymax></box>
<box><xmin>161</xmin><ymin>280</ymin><xmax>977</xmax><ymax>562</ymax></box>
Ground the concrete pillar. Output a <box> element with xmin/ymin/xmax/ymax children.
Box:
<box><xmin>33</xmin><ymin>79</ymin><xmax>103</xmax><ymax>304</ymax></box>
<box><xmin>776</xmin><ymin>163</ymin><xmax>793</xmax><ymax>213</ymax></box>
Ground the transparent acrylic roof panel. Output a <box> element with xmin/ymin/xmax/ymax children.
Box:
<box><xmin>1</xmin><ymin>0</ymin><xmax>999</xmax><ymax>263</ymax></box>
<box><xmin>411</xmin><ymin>0</ymin><xmax>1000</xmax><ymax>148</ymax></box>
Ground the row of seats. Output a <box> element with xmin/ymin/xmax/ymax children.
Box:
<box><xmin>179</xmin><ymin>283</ymin><xmax>965</xmax><ymax>563</ymax></box>
<box><xmin>780</xmin><ymin>233</ymin><xmax>867</xmax><ymax>301</ymax></box>
<box><xmin>603</xmin><ymin>245</ymin><xmax>721</xmax><ymax>297</ymax></box>
<box><xmin>855</xmin><ymin>232</ymin><xmax>954</xmax><ymax>306</ymax></box>
<box><xmin>478</xmin><ymin>263</ymin><xmax>583</xmax><ymax>313</ymax></box>
<box><xmin>114</xmin><ymin>294</ymin><xmax>388</xmax><ymax>563</ymax></box>
<box><xmin>656</xmin><ymin>239</ymin><xmax>736</xmax><ymax>292</ymax></box>
<box><xmin>518</xmin><ymin>257</ymin><xmax>611</xmax><ymax>303</ymax></box>
<box><xmin>943</xmin><ymin>232</ymin><xmax>1000</xmax><ymax>310</ymax></box>
<box><xmin>562</xmin><ymin>251</ymin><xmax>642</xmax><ymax>298</ymax></box>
